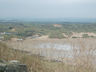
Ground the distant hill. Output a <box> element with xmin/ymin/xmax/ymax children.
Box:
<box><xmin>0</xmin><ymin>18</ymin><xmax>96</xmax><ymax>23</ymax></box>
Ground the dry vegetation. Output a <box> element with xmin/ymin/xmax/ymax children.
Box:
<box><xmin>0</xmin><ymin>42</ymin><xmax>53</xmax><ymax>72</ymax></box>
<box><xmin>1</xmin><ymin>38</ymin><xmax>96</xmax><ymax>72</ymax></box>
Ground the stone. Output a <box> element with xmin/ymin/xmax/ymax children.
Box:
<box><xmin>0</xmin><ymin>59</ymin><xmax>28</xmax><ymax>72</ymax></box>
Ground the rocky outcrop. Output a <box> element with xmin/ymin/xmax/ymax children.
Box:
<box><xmin>0</xmin><ymin>59</ymin><xmax>28</xmax><ymax>72</ymax></box>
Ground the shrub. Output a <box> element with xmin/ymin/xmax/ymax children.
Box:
<box><xmin>72</xmin><ymin>36</ymin><xmax>78</xmax><ymax>38</ymax></box>
<box><xmin>49</xmin><ymin>32</ymin><xmax>66</xmax><ymax>39</ymax></box>
<box><xmin>82</xmin><ymin>34</ymin><xmax>89</xmax><ymax>38</ymax></box>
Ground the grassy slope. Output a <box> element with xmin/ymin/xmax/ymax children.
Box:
<box><xmin>0</xmin><ymin>42</ymin><xmax>51</xmax><ymax>72</ymax></box>
<box><xmin>0</xmin><ymin>42</ymin><xmax>79</xmax><ymax>72</ymax></box>
<box><xmin>0</xmin><ymin>41</ymin><xmax>96</xmax><ymax>72</ymax></box>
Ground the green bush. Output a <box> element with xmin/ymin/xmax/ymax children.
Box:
<box><xmin>82</xmin><ymin>34</ymin><xmax>89</xmax><ymax>38</ymax></box>
<box><xmin>64</xmin><ymin>32</ymin><xmax>73</xmax><ymax>37</ymax></box>
<box><xmin>49</xmin><ymin>32</ymin><xmax>66</xmax><ymax>39</ymax></box>
<box><xmin>72</xmin><ymin>36</ymin><xmax>78</xmax><ymax>38</ymax></box>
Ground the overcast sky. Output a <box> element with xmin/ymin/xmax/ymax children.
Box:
<box><xmin>0</xmin><ymin>0</ymin><xmax>96</xmax><ymax>18</ymax></box>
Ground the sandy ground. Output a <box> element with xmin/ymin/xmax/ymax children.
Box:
<box><xmin>63</xmin><ymin>32</ymin><xmax>96</xmax><ymax>38</ymax></box>
<box><xmin>71</xmin><ymin>32</ymin><xmax>96</xmax><ymax>38</ymax></box>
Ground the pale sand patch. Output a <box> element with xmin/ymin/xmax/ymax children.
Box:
<box><xmin>37</xmin><ymin>35</ymin><xmax>49</xmax><ymax>40</ymax></box>
<box><xmin>63</xmin><ymin>32</ymin><xmax>96</xmax><ymax>38</ymax></box>
<box><xmin>72</xmin><ymin>32</ymin><xmax>96</xmax><ymax>38</ymax></box>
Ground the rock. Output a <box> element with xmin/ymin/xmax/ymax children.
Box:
<box><xmin>9</xmin><ymin>60</ymin><xmax>20</xmax><ymax>64</ymax></box>
<box><xmin>0</xmin><ymin>59</ymin><xmax>6</xmax><ymax>63</ymax></box>
<box><xmin>0</xmin><ymin>59</ymin><xmax>28</xmax><ymax>72</ymax></box>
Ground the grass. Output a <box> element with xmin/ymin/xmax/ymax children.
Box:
<box><xmin>0</xmin><ymin>42</ymin><xmax>76</xmax><ymax>72</ymax></box>
<box><xmin>0</xmin><ymin>42</ymin><xmax>52</xmax><ymax>72</ymax></box>
<box><xmin>1</xmin><ymin>39</ymin><xmax>96</xmax><ymax>72</ymax></box>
